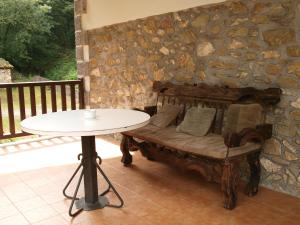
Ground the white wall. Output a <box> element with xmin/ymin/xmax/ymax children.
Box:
<box><xmin>82</xmin><ymin>0</ymin><xmax>226</xmax><ymax>30</ymax></box>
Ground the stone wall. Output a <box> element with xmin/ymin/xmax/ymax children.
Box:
<box><xmin>77</xmin><ymin>0</ymin><xmax>300</xmax><ymax>197</ymax></box>
<box><xmin>0</xmin><ymin>69</ymin><xmax>12</xmax><ymax>83</ymax></box>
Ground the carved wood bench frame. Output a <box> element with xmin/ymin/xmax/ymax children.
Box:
<box><xmin>120</xmin><ymin>81</ymin><xmax>281</xmax><ymax>209</ymax></box>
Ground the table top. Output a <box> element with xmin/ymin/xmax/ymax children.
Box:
<box><xmin>21</xmin><ymin>109</ymin><xmax>150</xmax><ymax>136</ymax></box>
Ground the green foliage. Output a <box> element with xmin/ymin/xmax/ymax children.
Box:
<box><xmin>44</xmin><ymin>50</ymin><xmax>77</xmax><ymax>80</ymax></box>
<box><xmin>0</xmin><ymin>0</ymin><xmax>75</xmax><ymax>74</ymax></box>
<box><xmin>43</xmin><ymin>0</ymin><xmax>75</xmax><ymax>49</ymax></box>
<box><xmin>0</xmin><ymin>0</ymin><xmax>53</xmax><ymax>71</ymax></box>
<box><xmin>11</xmin><ymin>70</ymin><xmax>33</xmax><ymax>82</ymax></box>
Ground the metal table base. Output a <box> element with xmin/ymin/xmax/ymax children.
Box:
<box><xmin>63</xmin><ymin>136</ymin><xmax>124</xmax><ymax>217</ymax></box>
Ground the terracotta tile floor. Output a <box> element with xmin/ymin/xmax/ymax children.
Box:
<box><xmin>0</xmin><ymin>136</ymin><xmax>300</xmax><ymax>225</ymax></box>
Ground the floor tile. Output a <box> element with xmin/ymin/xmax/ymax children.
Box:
<box><xmin>22</xmin><ymin>204</ymin><xmax>58</xmax><ymax>224</ymax></box>
<box><xmin>0</xmin><ymin>204</ymin><xmax>20</xmax><ymax>220</ymax></box>
<box><xmin>50</xmin><ymin>199</ymin><xmax>71</xmax><ymax>214</ymax></box>
<box><xmin>2</xmin><ymin>183</ymin><xmax>37</xmax><ymax>202</ymax></box>
<box><xmin>32</xmin><ymin>215</ymin><xmax>69</xmax><ymax>225</ymax></box>
<box><xmin>14</xmin><ymin>196</ymin><xmax>46</xmax><ymax>213</ymax></box>
<box><xmin>0</xmin><ymin>214</ymin><xmax>29</xmax><ymax>225</ymax></box>
<box><xmin>0</xmin><ymin>137</ymin><xmax>299</xmax><ymax>225</ymax></box>
<box><xmin>0</xmin><ymin>194</ymin><xmax>11</xmax><ymax>209</ymax></box>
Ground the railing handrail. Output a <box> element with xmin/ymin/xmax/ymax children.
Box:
<box><xmin>0</xmin><ymin>79</ymin><xmax>82</xmax><ymax>88</ymax></box>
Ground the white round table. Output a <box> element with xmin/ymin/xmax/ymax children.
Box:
<box><xmin>21</xmin><ymin>109</ymin><xmax>150</xmax><ymax>216</ymax></box>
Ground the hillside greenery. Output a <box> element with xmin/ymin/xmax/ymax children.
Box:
<box><xmin>0</xmin><ymin>0</ymin><xmax>76</xmax><ymax>80</ymax></box>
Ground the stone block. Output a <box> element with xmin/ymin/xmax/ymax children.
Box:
<box><xmin>153</xmin><ymin>68</ymin><xmax>165</xmax><ymax>81</ymax></box>
<box><xmin>209</xmin><ymin>25</ymin><xmax>221</xmax><ymax>35</ymax></box>
<box><xmin>198</xmin><ymin>71</ymin><xmax>206</xmax><ymax>81</ymax></box>
<box><xmin>260</xmin><ymin>158</ymin><xmax>282</xmax><ymax>173</ymax></box>
<box><xmin>290</xmin><ymin>111</ymin><xmax>300</xmax><ymax>120</ymax></box>
<box><xmin>191</xmin><ymin>14</ymin><xmax>210</xmax><ymax>29</ymax></box>
<box><xmin>291</xmin><ymin>98</ymin><xmax>300</xmax><ymax>109</ymax></box>
<box><xmin>227</xmin><ymin>27</ymin><xmax>248</xmax><ymax>38</ymax></box>
<box><xmin>228</xmin><ymin>40</ymin><xmax>244</xmax><ymax>49</ymax></box>
<box><xmin>177</xmin><ymin>53</ymin><xmax>195</xmax><ymax>72</ymax></box>
<box><xmin>263</xmin><ymin>29</ymin><xmax>295</xmax><ymax>46</ymax></box>
<box><xmin>227</xmin><ymin>1</ymin><xmax>248</xmax><ymax>14</ymax></box>
<box><xmin>76</xmin><ymin>46</ymin><xmax>84</xmax><ymax>62</ymax></box>
<box><xmin>251</xmin><ymin>15</ymin><xmax>269</xmax><ymax>24</ymax></box>
<box><xmin>276</xmin><ymin>124</ymin><xmax>296</xmax><ymax>137</ymax></box>
<box><xmin>262</xmin><ymin>51</ymin><xmax>280</xmax><ymax>59</ymax></box>
<box><xmin>197</xmin><ymin>42</ymin><xmax>215</xmax><ymax>57</ymax></box>
<box><xmin>76</xmin><ymin>62</ymin><xmax>88</xmax><ymax>77</ymax></box>
<box><xmin>74</xmin><ymin>15</ymin><xmax>82</xmax><ymax>31</ymax></box>
<box><xmin>252</xmin><ymin>2</ymin><xmax>269</xmax><ymax>15</ymax></box>
<box><xmin>0</xmin><ymin>69</ymin><xmax>12</xmax><ymax>83</ymax></box>
<box><xmin>283</xmin><ymin>140</ymin><xmax>298</xmax><ymax>153</ymax></box>
<box><xmin>209</xmin><ymin>60</ymin><xmax>237</xmax><ymax>70</ymax></box>
<box><xmin>277</xmin><ymin>77</ymin><xmax>300</xmax><ymax>89</ymax></box>
<box><xmin>178</xmin><ymin>31</ymin><xmax>197</xmax><ymax>44</ymax></box>
<box><xmin>159</xmin><ymin>47</ymin><xmax>170</xmax><ymax>55</ymax></box>
<box><xmin>267</xmin><ymin>3</ymin><xmax>287</xmax><ymax>18</ymax></box>
<box><xmin>287</xmin><ymin>46</ymin><xmax>300</xmax><ymax>57</ymax></box>
<box><xmin>74</xmin><ymin>0</ymin><xmax>82</xmax><ymax>15</ymax></box>
<box><xmin>75</xmin><ymin>30</ymin><xmax>88</xmax><ymax>45</ymax></box>
<box><xmin>288</xmin><ymin>62</ymin><xmax>300</xmax><ymax>76</ymax></box>
<box><xmin>263</xmin><ymin>138</ymin><xmax>282</xmax><ymax>156</ymax></box>
<box><xmin>265</xmin><ymin>64</ymin><xmax>281</xmax><ymax>75</ymax></box>
<box><xmin>285</xmin><ymin>151</ymin><xmax>298</xmax><ymax>161</ymax></box>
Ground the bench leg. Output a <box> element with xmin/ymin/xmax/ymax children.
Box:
<box><xmin>221</xmin><ymin>160</ymin><xmax>239</xmax><ymax>210</ymax></box>
<box><xmin>120</xmin><ymin>135</ymin><xmax>132</xmax><ymax>166</ymax></box>
<box><xmin>245</xmin><ymin>151</ymin><xmax>261</xmax><ymax>197</ymax></box>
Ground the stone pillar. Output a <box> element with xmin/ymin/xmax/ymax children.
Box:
<box><xmin>0</xmin><ymin>69</ymin><xmax>12</xmax><ymax>83</ymax></box>
<box><xmin>74</xmin><ymin>0</ymin><xmax>90</xmax><ymax>107</ymax></box>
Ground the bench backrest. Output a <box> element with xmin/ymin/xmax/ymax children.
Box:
<box><xmin>153</xmin><ymin>81</ymin><xmax>282</xmax><ymax>135</ymax></box>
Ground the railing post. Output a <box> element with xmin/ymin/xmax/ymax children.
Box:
<box><xmin>6</xmin><ymin>87</ymin><xmax>15</xmax><ymax>135</ymax></box>
<box><xmin>0</xmin><ymin>98</ymin><xmax>3</xmax><ymax>137</ymax></box>
<box><xmin>18</xmin><ymin>86</ymin><xmax>26</xmax><ymax>120</ymax></box>
<box><xmin>29</xmin><ymin>86</ymin><xmax>37</xmax><ymax>116</ymax></box>
<box><xmin>79</xmin><ymin>78</ymin><xmax>85</xmax><ymax>109</ymax></box>
<box><xmin>50</xmin><ymin>84</ymin><xmax>57</xmax><ymax>112</ymax></box>
<box><xmin>40</xmin><ymin>85</ymin><xmax>47</xmax><ymax>114</ymax></box>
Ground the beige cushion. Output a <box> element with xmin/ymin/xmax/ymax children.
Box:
<box><xmin>150</xmin><ymin>104</ymin><xmax>182</xmax><ymax>128</ymax></box>
<box><xmin>123</xmin><ymin>125</ymin><xmax>261</xmax><ymax>159</ymax></box>
<box><xmin>224</xmin><ymin>103</ymin><xmax>264</xmax><ymax>133</ymax></box>
<box><xmin>176</xmin><ymin>107</ymin><xmax>216</xmax><ymax>136</ymax></box>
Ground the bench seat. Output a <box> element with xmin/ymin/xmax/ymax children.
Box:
<box><xmin>120</xmin><ymin>81</ymin><xmax>281</xmax><ymax>210</ymax></box>
<box><xmin>124</xmin><ymin>124</ymin><xmax>261</xmax><ymax>159</ymax></box>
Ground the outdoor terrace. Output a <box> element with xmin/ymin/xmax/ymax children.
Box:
<box><xmin>0</xmin><ymin>136</ymin><xmax>299</xmax><ymax>225</ymax></box>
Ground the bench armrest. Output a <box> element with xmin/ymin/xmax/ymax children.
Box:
<box><xmin>132</xmin><ymin>105</ymin><xmax>157</xmax><ymax>116</ymax></box>
<box><xmin>224</xmin><ymin>124</ymin><xmax>272</xmax><ymax>148</ymax></box>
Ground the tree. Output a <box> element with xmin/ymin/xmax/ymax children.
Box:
<box><xmin>42</xmin><ymin>0</ymin><xmax>75</xmax><ymax>49</ymax></box>
<box><xmin>0</xmin><ymin>0</ymin><xmax>53</xmax><ymax>71</ymax></box>
<box><xmin>0</xmin><ymin>0</ymin><xmax>75</xmax><ymax>73</ymax></box>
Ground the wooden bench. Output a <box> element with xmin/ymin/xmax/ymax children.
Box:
<box><xmin>120</xmin><ymin>81</ymin><xmax>281</xmax><ymax>209</ymax></box>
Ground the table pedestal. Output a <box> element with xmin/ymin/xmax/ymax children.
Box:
<box><xmin>63</xmin><ymin>136</ymin><xmax>124</xmax><ymax>217</ymax></box>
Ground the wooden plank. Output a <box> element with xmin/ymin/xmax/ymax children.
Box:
<box><xmin>152</xmin><ymin>81</ymin><xmax>282</xmax><ymax>105</ymax></box>
<box><xmin>50</xmin><ymin>85</ymin><xmax>57</xmax><ymax>112</ymax></box>
<box><xmin>61</xmin><ymin>84</ymin><xmax>67</xmax><ymax>111</ymax></box>
<box><xmin>70</xmin><ymin>84</ymin><xmax>76</xmax><ymax>110</ymax></box>
<box><xmin>40</xmin><ymin>86</ymin><xmax>47</xmax><ymax>114</ymax></box>
<box><xmin>0</xmin><ymin>80</ymin><xmax>82</xmax><ymax>88</ymax></box>
<box><xmin>0</xmin><ymin>132</ymin><xmax>31</xmax><ymax>140</ymax></box>
<box><xmin>0</xmin><ymin>98</ymin><xmax>3</xmax><ymax>137</ymax></box>
<box><xmin>6</xmin><ymin>87</ymin><xmax>15</xmax><ymax>135</ymax></box>
<box><xmin>79</xmin><ymin>79</ymin><xmax>85</xmax><ymax>109</ymax></box>
<box><xmin>29</xmin><ymin>86</ymin><xmax>37</xmax><ymax>116</ymax></box>
<box><xmin>18</xmin><ymin>86</ymin><xmax>26</xmax><ymax>120</ymax></box>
